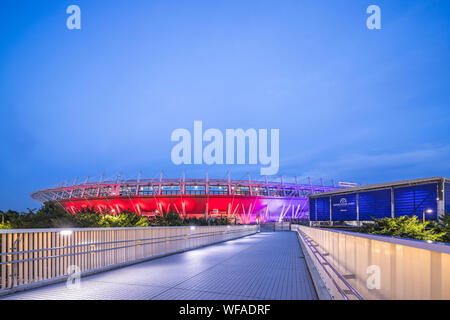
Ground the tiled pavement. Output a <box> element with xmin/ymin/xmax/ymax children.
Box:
<box><xmin>1</xmin><ymin>232</ymin><xmax>317</xmax><ymax>300</ymax></box>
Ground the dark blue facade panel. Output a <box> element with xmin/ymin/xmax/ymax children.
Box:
<box><xmin>331</xmin><ymin>193</ymin><xmax>357</xmax><ymax>221</ymax></box>
<box><xmin>359</xmin><ymin>189</ymin><xmax>391</xmax><ymax>220</ymax></box>
<box><xmin>445</xmin><ymin>183</ymin><xmax>450</xmax><ymax>215</ymax></box>
<box><xmin>309</xmin><ymin>198</ymin><xmax>316</xmax><ymax>221</ymax></box>
<box><xmin>394</xmin><ymin>183</ymin><xmax>437</xmax><ymax>220</ymax></box>
<box><xmin>316</xmin><ymin>197</ymin><xmax>330</xmax><ymax>221</ymax></box>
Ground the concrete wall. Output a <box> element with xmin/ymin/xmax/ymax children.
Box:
<box><xmin>293</xmin><ymin>225</ymin><xmax>450</xmax><ymax>300</ymax></box>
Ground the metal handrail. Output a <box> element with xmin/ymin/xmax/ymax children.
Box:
<box><xmin>0</xmin><ymin>225</ymin><xmax>259</xmax><ymax>291</ymax></box>
<box><xmin>1</xmin><ymin>234</ymin><xmax>213</xmax><ymax>266</ymax></box>
<box><xmin>0</xmin><ymin>228</ymin><xmax>249</xmax><ymax>263</ymax></box>
<box><xmin>297</xmin><ymin>228</ymin><xmax>364</xmax><ymax>300</ymax></box>
<box><xmin>0</xmin><ymin>228</ymin><xmax>243</xmax><ymax>257</ymax></box>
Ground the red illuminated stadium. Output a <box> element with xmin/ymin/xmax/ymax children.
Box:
<box><xmin>31</xmin><ymin>174</ymin><xmax>343</xmax><ymax>224</ymax></box>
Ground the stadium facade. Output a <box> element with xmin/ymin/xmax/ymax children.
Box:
<box><xmin>309</xmin><ymin>177</ymin><xmax>450</xmax><ymax>223</ymax></box>
<box><xmin>31</xmin><ymin>175</ymin><xmax>342</xmax><ymax>224</ymax></box>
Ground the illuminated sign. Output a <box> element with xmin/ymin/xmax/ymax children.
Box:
<box><xmin>332</xmin><ymin>197</ymin><xmax>356</xmax><ymax>212</ymax></box>
<box><xmin>338</xmin><ymin>181</ymin><xmax>358</xmax><ymax>188</ymax></box>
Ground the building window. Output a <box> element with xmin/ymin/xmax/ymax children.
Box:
<box><xmin>185</xmin><ymin>185</ymin><xmax>206</xmax><ymax>195</ymax></box>
<box><xmin>119</xmin><ymin>185</ymin><xmax>137</xmax><ymax>196</ymax></box>
<box><xmin>138</xmin><ymin>185</ymin><xmax>158</xmax><ymax>195</ymax></box>
<box><xmin>209</xmin><ymin>185</ymin><xmax>228</xmax><ymax>195</ymax></box>
<box><xmin>161</xmin><ymin>185</ymin><xmax>181</xmax><ymax>195</ymax></box>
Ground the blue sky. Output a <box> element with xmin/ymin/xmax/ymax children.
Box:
<box><xmin>0</xmin><ymin>0</ymin><xmax>449</xmax><ymax>211</ymax></box>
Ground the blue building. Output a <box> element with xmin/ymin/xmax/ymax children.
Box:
<box><xmin>309</xmin><ymin>177</ymin><xmax>450</xmax><ymax>223</ymax></box>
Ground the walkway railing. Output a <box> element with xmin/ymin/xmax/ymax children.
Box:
<box><xmin>295</xmin><ymin>226</ymin><xmax>363</xmax><ymax>300</ymax></box>
<box><xmin>0</xmin><ymin>225</ymin><xmax>259</xmax><ymax>294</ymax></box>
<box><xmin>292</xmin><ymin>224</ymin><xmax>450</xmax><ymax>300</ymax></box>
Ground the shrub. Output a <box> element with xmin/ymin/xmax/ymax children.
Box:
<box><xmin>358</xmin><ymin>216</ymin><xmax>446</xmax><ymax>242</ymax></box>
<box><xmin>1</xmin><ymin>204</ymin><xmax>150</xmax><ymax>229</ymax></box>
<box><xmin>71</xmin><ymin>207</ymin><xmax>107</xmax><ymax>228</ymax></box>
<box><xmin>430</xmin><ymin>214</ymin><xmax>450</xmax><ymax>243</ymax></box>
<box><xmin>1</xmin><ymin>203</ymin><xmax>69</xmax><ymax>229</ymax></box>
<box><xmin>0</xmin><ymin>221</ymin><xmax>11</xmax><ymax>229</ymax></box>
<box><xmin>102</xmin><ymin>211</ymin><xmax>149</xmax><ymax>227</ymax></box>
<box><xmin>1</xmin><ymin>204</ymin><xmax>232</xmax><ymax>229</ymax></box>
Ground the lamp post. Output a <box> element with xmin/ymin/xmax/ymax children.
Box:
<box><xmin>422</xmin><ymin>208</ymin><xmax>433</xmax><ymax>223</ymax></box>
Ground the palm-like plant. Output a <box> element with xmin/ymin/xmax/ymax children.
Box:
<box><xmin>359</xmin><ymin>216</ymin><xmax>446</xmax><ymax>242</ymax></box>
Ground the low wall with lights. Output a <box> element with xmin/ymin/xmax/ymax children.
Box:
<box><xmin>293</xmin><ymin>225</ymin><xmax>450</xmax><ymax>300</ymax></box>
<box><xmin>0</xmin><ymin>225</ymin><xmax>259</xmax><ymax>295</ymax></box>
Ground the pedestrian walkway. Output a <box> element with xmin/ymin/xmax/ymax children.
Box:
<box><xmin>2</xmin><ymin>232</ymin><xmax>317</xmax><ymax>300</ymax></box>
